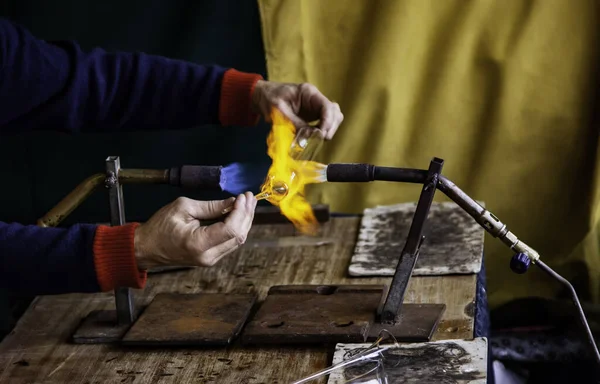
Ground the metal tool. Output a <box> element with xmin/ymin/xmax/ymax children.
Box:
<box><xmin>325</xmin><ymin>160</ymin><xmax>600</xmax><ymax>365</ymax></box>
<box><xmin>39</xmin><ymin>156</ymin><xmax>329</xmax><ymax>345</ymax></box>
<box><xmin>72</xmin><ymin>157</ymin><xmax>140</xmax><ymax>343</ymax></box>
<box><xmin>379</xmin><ymin>157</ymin><xmax>443</xmax><ymax>324</ymax></box>
<box><xmin>241</xmin><ymin>158</ymin><xmax>447</xmax><ymax>345</ymax></box>
<box><xmin>38</xmin><ymin>164</ymin><xmax>225</xmax><ymax>228</ymax></box>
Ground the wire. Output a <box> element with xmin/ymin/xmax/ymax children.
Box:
<box><xmin>535</xmin><ymin>260</ymin><xmax>600</xmax><ymax>366</ymax></box>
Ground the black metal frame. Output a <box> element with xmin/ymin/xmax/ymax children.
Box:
<box><xmin>105</xmin><ymin>156</ymin><xmax>136</xmax><ymax>325</ymax></box>
<box><xmin>379</xmin><ymin>157</ymin><xmax>443</xmax><ymax>324</ymax></box>
<box><xmin>326</xmin><ymin>159</ymin><xmax>600</xmax><ymax>366</ymax></box>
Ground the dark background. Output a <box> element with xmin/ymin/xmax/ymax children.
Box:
<box><xmin>0</xmin><ymin>0</ymin><xmax>270</xmax><ymax>337</ymax></box>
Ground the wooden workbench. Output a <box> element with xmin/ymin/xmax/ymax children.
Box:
<box><xmin>0</xmin><ymin>217</ymin><xmax>478</xmax><ymax>383</ymax></box>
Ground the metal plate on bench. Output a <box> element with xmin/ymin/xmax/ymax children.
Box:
<box><xmin>121</xmin><ymin>293</ymin><xmax>256</xmax><ymax>346</ymax></box>
<box><xmin>72</xmin><ymin>309</ymin><xmax>142</xmax><ymax>344</ymax></box>
<box><xmin>327</xmin><ymin>338</ymin><xmax>488</xmax><ymax>383</ymax></box>
<box><xmin>349</xmin><ymin>202</ymin><xmax>485</xmax><ymax>277</ymax></box>
<box><xmin>241</xmin><ymin>285</ymin><xmax>445</xmax><ymax>345</ymax></box>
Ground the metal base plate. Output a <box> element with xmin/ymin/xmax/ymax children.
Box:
<box><xmin>241</xmin><ymin>285</ymin><xmax>446</xmax><ymax>345</ymax></box>
<box><xmin>367</xmin><ymin>303</ymin><xmax>446</xmax><ymax>342</ymax></box>
<box><xmin>121</xmin><ymin>293</ymin><xmax>257</xmax><ymax>346</ymax></box>
<box><xmin>72</xmin><ymin>309</ymin><xmax>140</xmax><ymax>344</ymax></box>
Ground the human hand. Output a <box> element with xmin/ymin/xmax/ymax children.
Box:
<box><xmin>133</xmin><ymin>193</ymin><xmax>257</xmax><ymax>269</ymax></box>
<box><xmin>252</xmin><ymin>80</ymin><xmax>343</xmax><ymax>140</ymax></box>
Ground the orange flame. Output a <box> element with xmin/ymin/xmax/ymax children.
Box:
<box><xmin>259</xmin><ymin>108</ymin><xmax>326</xmax><ymax>234</ymax></box>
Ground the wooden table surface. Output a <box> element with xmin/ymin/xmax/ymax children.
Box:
<box><xmin>0</xmin><ymin>217</ymin><xmax>478</xmax><ymax>384</ymax></box>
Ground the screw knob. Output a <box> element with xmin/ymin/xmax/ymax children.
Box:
<box><xmin>510</xmin><ymin>253</ymin><xmax>531</xmax><ymax>274</ymax></box>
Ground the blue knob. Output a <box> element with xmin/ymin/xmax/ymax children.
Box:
<box><xmin>510</xmin><ymin>253</ymin><xmax>531</xmax><ymax>274</ymax></box>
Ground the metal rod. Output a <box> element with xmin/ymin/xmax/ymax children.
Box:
<box><xmin>37</xmin><ymin>168</ymin><xmax>169</xmax><ymax>228</ymax></box>
<box><xmin>535</xmin><ymin>260</ymin><xmax>600</xmax><ymax>365</ymax></box>
<box><xmin>119</xmin><ymin>168</ymin><xmax>169</xmax><ymax>184</ymax></box>
<box><xmin>326</xmin><ymin>162</ymin><xmax>599</xmax><ymax>363</ymax></box>
<box><xmin>105</xmin><ymin>156</ymin><xmax>135</xmax><ymax>325</ymax></box>
<box><xmin>380</xmin><ymin>157</ymin><xmax>444</xmax><ymax>323</ymax></box>
<box><xmin>436</xmin><ymin>175</ymin><xmax>541</xmax><ymax>262</ymax></box>
<box><xmin>37</xmin><ymin>173</ymin><xmax>106</xmax><ymax>227</ymax></box>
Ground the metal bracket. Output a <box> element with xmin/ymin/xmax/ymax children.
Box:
<box><xmin>379</xmin><ymin>157</ymin><xmax>444</xmax><ymax>323</ymax></box>
<box><xmin>241</xmin><ymin>157</ymin><xmax>447</xmax><ymax>346</ymax></box>
<box><xmin>72</xmin><ymin>156</ymin><xmax>137</xmax><ymax>343</ymax></box>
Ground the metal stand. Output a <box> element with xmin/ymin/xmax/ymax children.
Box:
<box><xmin>72</xmin><ymin>156</ymin><xmax>138</xmax><ymax>343</ymax></box>
<box><xmin>241</xmin><ymin>158</ymin><xmax>447</xmax><ymax>345</ymax></box>
<box><xmin>72</xmin><ymin>156</ymin><xmax>258</xmax><ymax>345</ymax></box>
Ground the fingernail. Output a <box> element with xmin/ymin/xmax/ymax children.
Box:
<box><xmin>221</xmin><ymin>197</ymin><xmax>236</xmax><ymax>215</ymax></box>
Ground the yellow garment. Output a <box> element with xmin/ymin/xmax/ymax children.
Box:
<box><xmin>258</xmin><ymin>0</ymin><xmax>600</xmax><ymax>308</ymax></box>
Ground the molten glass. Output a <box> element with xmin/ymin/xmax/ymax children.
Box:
<box><xmin>259</xmin><ymin>108</ymin><xmax>327</xmax><ymax>234</ymax></box>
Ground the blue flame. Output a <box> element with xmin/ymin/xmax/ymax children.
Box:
<box><xmin>220</xmin><ymin>162</ymin><xmax>268</xmax><ymax>195</ymax></box>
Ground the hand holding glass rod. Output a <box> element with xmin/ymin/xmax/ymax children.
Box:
<box><xmin>221</xmin><ymin>182</ymin><xmax>289</xmax><ymax>215</ymax></box>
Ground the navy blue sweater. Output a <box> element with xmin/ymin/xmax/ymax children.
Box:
<box><xmin>0</xmin><ymin>19</ymin><xmax>263</xmax><ymax>296</ymax></box>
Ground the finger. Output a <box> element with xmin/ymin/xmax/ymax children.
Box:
<box><xmin>324</xmin><ymin>102</ymin><xmax>343</xmax><ymax>140</ymax></box>
<box><xmin>276</xmin><ymin>101</ymin><xmax>310</xmax><ymax>130</ymax></box>
<box><xmin>298</xmin><ymin>84</ymin><xmax>342</xmax><ymax>140</ymax></box>
<box><xmin>196</xmin><ymin>237</ymin><xmax>241</xmax><ymax>267</ymax></box>
<box><xmin>193</xmin><ymin>193</ymin><xmax>255</xmax><ymax>249</ymax></box>
<box><xmin>244</xmin><ymin>191</ymin><xmax>258</xmax><ymax>212</ymax></box>
<box><xmin>317</xmin><ymin>101</ymin><xmax>343</xmax><ymax>140</ymax></box>
<box><xmin>223</xmin><ymin>192</ymin><xmax>255</xmax><ymax>237</ymax></box>
<box><xmin>223</xmin><ymin>191</ymin><xmax>256</xmax><ymax>215</ymax></box>
<box><xmin>182</xmin><ymin>196</ymin><xmax>238</xmax><ymax>220</ymax></box>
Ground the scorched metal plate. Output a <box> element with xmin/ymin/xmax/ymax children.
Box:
<box><xmin>121</xmin><ymin>293</ymin><xmax>256</xmax><ymax>346</ymax></box>
<box><xmin>241</xmin><ymin>285</ymin><xmax>445</xmax><ymax>345</ymax></box>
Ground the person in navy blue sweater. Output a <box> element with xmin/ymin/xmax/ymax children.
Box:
<box><xmin>0</xmin><ymin>19</ymin><xmax>343</xmax><ymax>296</ymax></box>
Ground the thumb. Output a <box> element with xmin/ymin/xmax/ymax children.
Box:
<box><xmin>185</xmin><ymin>197</ymin><xmax>236</xmax><ymax>220</ymax></box>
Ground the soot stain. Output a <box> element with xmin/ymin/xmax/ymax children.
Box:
<box><xmin>346</xmin><ymin>342</ymin><xmax>484</xmax><ymax>383</ymax></box>
<box><xmin>464</xmin><ymin>301</ymin><xmax>475</xmax><ymax>318</ymax></box>
<box><xmin>351</xmin><ymin>203</ymin><xmax>484</xmax><ymax>274</ymax></box>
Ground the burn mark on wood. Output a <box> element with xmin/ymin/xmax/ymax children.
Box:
<box><xmin>349</xmin><ymin>202</ymin><xmax>485</xmax><ymax>276</ymax></box>
<box><xmin>329</xmin><ymin>338</ymin><xmax>487</xmax><ymax>383</ymax></box>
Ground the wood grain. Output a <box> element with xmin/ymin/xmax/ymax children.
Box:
<box><xmin>0</xmin><ymin>217</ymin><xmax>478</xmax><ymax>384</ymax></box>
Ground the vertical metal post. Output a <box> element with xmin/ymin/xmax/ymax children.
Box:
<box><xmin>380</xmin><ymin>157</ymin><xmax>444</xmax><ymax>323</ymax></box>
<box><xmin>105</xmin><ymin>156</ymin><xmax>135</xmax><ymax>325</ymax></box>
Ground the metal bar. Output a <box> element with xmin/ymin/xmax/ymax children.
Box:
<box><xmin>437</xmin><ymin>176</ymin><xmax>540</xmax><ymax>263</ymax></box>
<box><xmin>119</xmin><ymin>168</ymin><xmax>169</xmax><ymax>184</ymax></box>
<box><xmin>535</xmin><ymin>260</ymin><xmax>600</xmax><ymax>365</ymax></box>
<box><xmin>37</xmin><ymin>173</ymin><xmax>106</xmax><ymax>228</ymax></box>
<box><xmin>105</xmin><ymin>156</ymin><xmax>135</xmax><ymax>325</ymax></box>
<box><xmin>380</xmin><ymin>157</ymin><xmax>444</xmax><ymax>324</ymax></box>
<box><xmin>37</xmin><ymin>168</ymin><xmax>169</xmax><ymax>228</ymax></box>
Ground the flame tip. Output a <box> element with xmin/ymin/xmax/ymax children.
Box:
<box><xmin>260</xmin><ymin>108</ymin><xmax>325</xmax><ymax>231</ymax></box>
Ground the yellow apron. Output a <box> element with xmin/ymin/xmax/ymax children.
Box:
<box><xmin>257</xmin><ymin>0</ymin><xmax>600</xmax><ymax>308</ymax></box>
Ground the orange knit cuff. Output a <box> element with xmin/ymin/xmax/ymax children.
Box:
<box><xmin>219</xmin><ymin>68</ymin><xmax>263</xmax><ymax>126</ymax></box>
<box><xmin>93</xmin><ymin>223</ymin><xmax>147</xmax><ymax>292</ymax></box>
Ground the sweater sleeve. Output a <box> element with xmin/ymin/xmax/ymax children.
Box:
<box><xmin>0</xmin><ymin>221</ymin><xmax>144</xmax><ymax>295</ymax></box>
<box><xmin>0</xmin><ymin>18</ymin><xmax>265</xmax><ymax>295</ymax></box>
<box><xmin>0</xmin><ymin>18</ymin><xmax>263</xmax><ymax>133</ymax></box>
